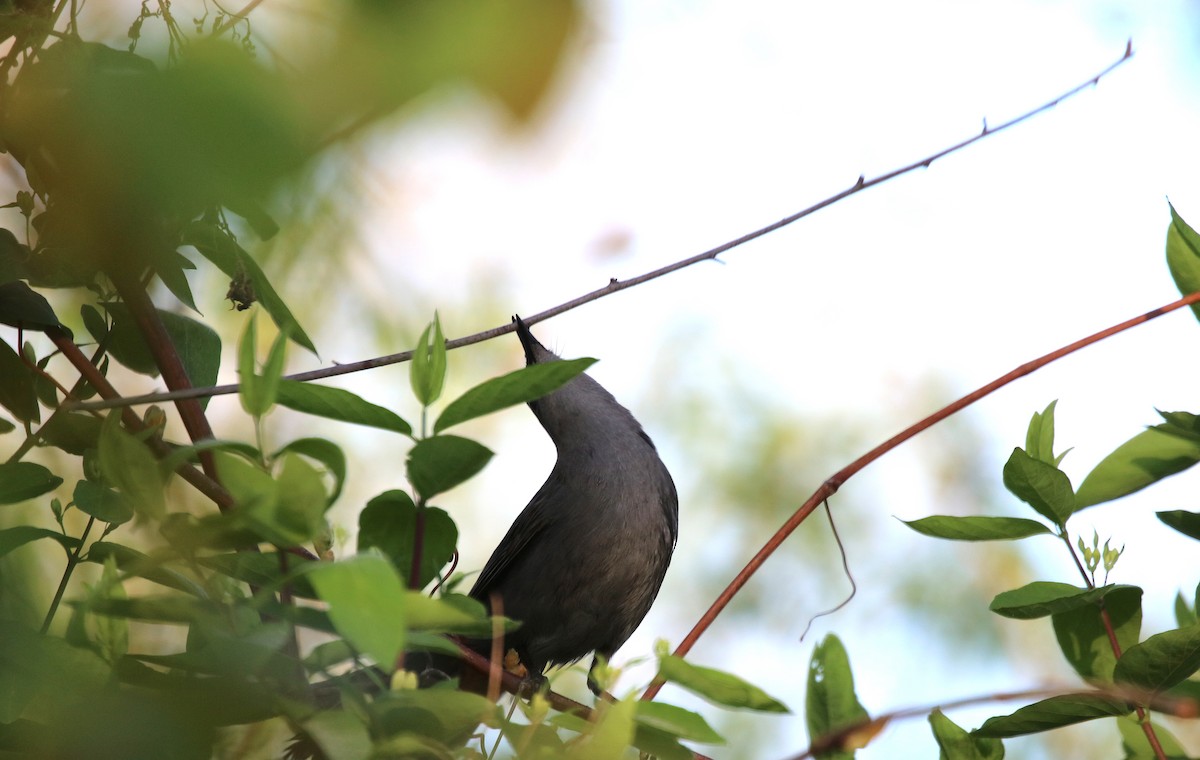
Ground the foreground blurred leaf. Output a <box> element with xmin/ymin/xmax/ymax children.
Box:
<box><xmin>1157</xmin><ymin>510</ymin><xmax>1200</xmax><ymax>541</ymax></box>
<box><xmin>929</xmin><ymin>709</ymin><xmax>1004</xmax><ymax>760</ymax></box>
<box><xmin>308</xmin><ymin>553</ymin><xmax>407</xmax><ymax>668</ymax></box>
<box><xmin>98</xmin><ymin>412</ymin><xmax>165</xmax><ymax>519</ymax></box>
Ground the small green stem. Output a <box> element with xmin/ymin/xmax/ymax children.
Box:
<box><xmin>40</xmin><ymin>515</ymin><xmax>94</xmax><ymax>633</ymax></box>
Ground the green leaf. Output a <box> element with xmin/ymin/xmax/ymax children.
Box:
<box><xmin>1113</xmin><ymin>625</ymin><xmax>1200</xmax><ymax>692</ymax></box>
<box><xmin>1076</xmin><ymin>425</ymin><xmax>1200</xmax><ymax>509</ymax></box>
<box><xmin>98</xmin><ymin>412</ymin><xmax>165</xmax><ymax>519</ymax></box>
<box><xmin>155</xmin><ymin>250</ymin><xmax>199</xmax><ymax>313</ymax></box>
<box><xmin>0</xmin><ymin>281</ymin><xmax>65</xmax><ymax>333</ymax></box>
<box><xmin>657</xmin><ymin>651</ymin><xmax>789</xmax><ymax>713</ymax></box>
<box><xmin>182</xmin><ymin>221</ymin><xmax>317</xmax><ymax>354</ymax></box>
<box><xmin>574</xmin><ymin>696</ymin><xmax>637</xmax><ymax>760</ymax></box>
<box><xmin>1117</xmin><ymin>714</ymin><xmax>1189</xmax><ymax>759</ymax></box>
<box><xmin>1001</xmin><ymin>448</ymin><xmax>1075</xmax><ymax>525</ymax></box>
<box><xmin>901</xmin><ymin>515</ymin><xmax>1052</xmax><ymax>541</ymax></box>
<box><xmin>102</xmin><ymin>305</ymin><xmax>221</xmax><ymax>393</ymax></box>
<box><xmin>307</xmin><ymin>553</ymin><xmax>407</xmax><ymax>669</ymax></box>
<box><xmin>0</xmin><ymin>337</ymin><xmax>39</xmax><ymax>423</ymax></box>
<box><xmin>406</xmin><ymin>435</ymin><xmax>492</xmax><ymax>499</ymax></box>
<box><xmin>410</xmin><ymin>315</ymin><xmax>446</xmax><ymax>406</ymax></box>
<box><xmin>973</xmin><ymin>694</ymin><xmax>1129</xmax><ymax>738</ymax></box>
<box><xmin>84</xmin><ymin>541</ymin><xmax>206</xmax><ymax>597</ymax></box>
<box><xmin>806</xmin><ymin>634</ymin><xmax>869</xmax><ymax>758</ymax></box>
<box><xmin>403</xmin><ymin>591</ymin><xmax>493</xmax><ymax>634</ymax></box>
<box><xmin>1052</xmin><ymin>585</ymin><xmax>1142</xmax><ymax>683</ymax></box>
<box><xmin>72</xmin><ymin>479</ymin><xmax>134</xmax><ymax>525</ymax></box>
<box><xmin>217</xmin><ymin>451</ymin><xmax>327</xmax><ymax>547</ymax></box>
<box><xmin>434</xmin><ymin>356</ymin><xmax>597</xmax><ymax>433</ymax></box>
<box><xmin>298</xmin><ymin>708</ymin><xmax>373</xmax><ymax>760</ymax></box>
<box><xmin>928</xmin><ymin>709</ymin><xmax>1004</xmax><ymax>760</ymax></box>
<box><xmin>199</xmin><ymin>551</ymin><xmax>318</xmax><ymax>599</ymax></box>
<box><xmin>1157</xmin><ymin>510</ymin><xmax>1200</xmax><ymax>541</ymax></box>
<box><xmin>1025</xmin><ymin>400</ymin><xmax>1062</xmax><ymax>465</ymax></box>
<box><xmin>634</xmin><ymin>701</ymin><xmax>724</xmax><ymax>744</ymax></box>
<box><xmin>0</xmin><ymin>526</ymin><xmax>79</xmax><ymax>559</ymax></box>
<box><xmin>39</xmin><ymin>412</ymin><xmax>102</xmax><ymax>455</ymax></box>
<box><xmin>0</xmin><ymin>461</ymin><xmax>62</xmax><ymax>505</ymax></box>
<box><xmin>275</xmin><ymin>437</ymin><xmax>347</xmax><ymax>505</ymax></box>
<box><xmin>276</xmin><ymin>380</ymin><xmax>411</xmax><ymax>435</ymax></box>
<box><xmin>989</xmin><ymin>582</ymin><xmax>1137</xmax><ymax>620</ymax></box>
<box><xmin>92</xmin><ymin>556</ymin><xmax>129</xmax><ymax>664</ymax></box>
<box><xmin>238</xmin><ymin>312</ymin><xmax>268</xmax><ymax>416</ymax></box>
<box><xmin>357</xmin><ymin>490</ymin><xmax>457</xmax><ymax>589</ymax></box>
<box><xmin>1166</xmin><ymin>202</ymin><xmax>1200</xmax><ymax>324</ymax></box>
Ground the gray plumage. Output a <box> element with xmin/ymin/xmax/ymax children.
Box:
<box><xmin>466</xmin><ymin>315</ymin><xmax>678</xmax><ymax>691</ymax></box>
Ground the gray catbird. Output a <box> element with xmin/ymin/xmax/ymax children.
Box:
<box><xmin>454</xmin><ymin>315</ymin><xmax>679</xmax><ymax>694</ymax></box>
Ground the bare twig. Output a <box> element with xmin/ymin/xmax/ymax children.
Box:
<box><xmin>65</xmin><ymin>44</ymin><xmax>1135</xmax><ymax>415</ymax></box>
<box><xmin>641</xmin><ymin>289</ymin><xmax>1200</xmax><ymax>701</ymax></box>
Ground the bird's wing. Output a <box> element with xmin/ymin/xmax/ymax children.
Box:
<box><xmin>469</xmin><ymin>477</ymin><xmax>562</xmax><ymax>598</ymax></box>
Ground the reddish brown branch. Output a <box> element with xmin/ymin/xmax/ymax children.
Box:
<box><xmin>66</xmin><ymin>45</ymin><xmax>1135</xmax><ymax>415</ymax></box>
<box><xmin>641</xmin><ymin>289</ymin><xmax>1200</xmax><ymax>701</ymax></box>
<box><xmin>108</xmin><ymin>271</ymin><xmax>222</xmax><ymax>484</ymax></box>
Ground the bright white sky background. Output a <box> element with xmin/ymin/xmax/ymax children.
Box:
<box><xmin>319</xmin><ymin>1</ymin><xmax>1200</xmax><ymax>757</ymax></box>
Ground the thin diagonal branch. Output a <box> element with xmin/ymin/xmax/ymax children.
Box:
<box><xmin>65</xmin><ymin>44</ymin><xmax>1135</xmax><ymax>415</ymax></box>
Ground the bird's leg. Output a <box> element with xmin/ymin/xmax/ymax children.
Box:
<box><xmin>586</xmin><ymin>656</ymin><xmax>617</xmax><ymax>702</ymax></box>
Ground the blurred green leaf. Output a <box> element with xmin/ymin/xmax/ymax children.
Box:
<box><xmin>39</xmin><ymin>412</ymin><xmax>101</xmax><ymax>455</ymax></box>
<box><xmin>358</xmin><ymin>489</ymin><xmax>457</xmax><ymax>589</ymax></box>
<box><xmin>1116</xmin><ymin>714</ymin><xmax>1188</xmax><ymax>760</ymax></box>
<box><xmin>434</xmin><ymin>356</ymin><xmax>596</xmax><ymax>432</ymax></box>
<box><xmin>199</xmin><ymin>551</ymin><xmax>318</xmax><ymax>599</ymax></box>
<box><xmin>406</xmin><ymin>435</ymin><xmax>492</xmax><ymax>499</ymax></box>
<box><xmin>657</xmin><ymin>651</ymin><xmax>789</xmax><ymax>713</ymax></box>
<box><xmin>0</xmin><ymin>526</ymin><xmax>79</xmax><ymax>559</ymax></box>
<box><xmin>238</xmin><ymin>312</ymin><xmax>268</xmax><ymax>416</ymax></box>
<box><xmin>1002</xmin><ymin>448</ymin><xmax>1074</xmax><ymax>525</ymax></box>
<box><xmin>634</xmin><ymin>701</ymin><xmax>724</xmax><ymax>744</ymax></box>
<box><xmin>1113</xmin><ymin>625</ymin><xmax>1200</xmax><ymax>693</ymax></box>
<box><xmin>929</xmin><ymin>709</ymin><xmax>1004</xmax><ymax>760</ymax></box>
<box><xmin>901</xmin><ymin>515</ymin><xmax>1052</xmax><ymax>541</ymax></box>
<box><xmin>1076</xmin><ymin>425</ymin><xmax>1200</xmax><ymax>509</ymax></box>
<box><xmin>276</xmin><ymin>380</ymin><xmax>411</xmax><ymax>435</ymax></box>
<box><xmin>0</xmin><ymin>280</ymin><xmax>65</xmax><ymax>332</ymax></box>
<box><xmin>1052</xmin><ymin>585</ymin><xmax>1142</xmax><ymax>683</ymax></box>
<box><xmin>308</xmin><ymin>553</ymin><xmax>407</xmax><ymax>669</ymax></box>
<box><xmin>84</xmin><ymin>541</ymin><xmax>205</xmax><ymax>597</ymax></box>
<box><xmin>973</xmin><ymin>694</ymin><xmax>1129</xmax><ymax>738</ymax></box>
<box><xmin>298</xmin><ymin>708</ymin><xmax>373</xmax><ymax>760</ymax></box>
<box><xmin>98</xmin><ymin>412</ymin><xmax>164</xmax><ymax>519</ymax></box>
<box><xmin>0</xmin><ymin>337</ymin><xmax>39</xmax><ymax>423</ymax></box>
<box><xmin>72</xmin><ymin>479</ymin><xmax>134</xmax><ymax>525</ymax></box>
<box><xmin>571</xmin><ymin>696</ymin><xmax>637</xmax><ymax>760</ymax></box>
<box><xmin>274</xmin><ymin>437</ymin><xmax>347</xmax><ymax>505</ymax></box>
<box><xmin>0</xmin><ymin>461</ymin><xmax>62</xmax><ymax>504</ymax></box>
